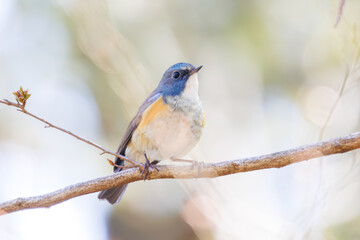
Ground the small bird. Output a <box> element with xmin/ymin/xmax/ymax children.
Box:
<box><xmin>98</xmin><ymin>62</ymin><xmax>204</xmax><ymax>204</ymax></box>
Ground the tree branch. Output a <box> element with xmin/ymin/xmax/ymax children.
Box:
<box><xmin>0</xmin><ymin>99</ymin><xmax>138</xmax><ymax>166</ymax></box>
<box><xmin>1</xmin><ymin>89</ymin><xmax>360</xmax><ymax>214</ymax></box>
<box><xmin>1</xmin><ymin>131</ymin><xmax>359</xmax><ymax>215</ymax></box>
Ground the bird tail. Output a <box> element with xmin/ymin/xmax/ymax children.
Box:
<box><xmin>98</xmin><ymin>184</ymin><xmax>128</xmax><ymax>205</ymax></box>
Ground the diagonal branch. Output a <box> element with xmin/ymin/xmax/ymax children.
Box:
<box><xmin>1</xmin><ymin>131</ymin><xmax>359</xmax><ymax>215</ymax></box>
<box><xmin>0</xmin><ymin>99</ymin><xmax>138</xmax><ymax>166</ymax></box>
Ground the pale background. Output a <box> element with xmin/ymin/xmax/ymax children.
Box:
<box><xmin>0</xmin><ymin>0</ymin><xmax>360</xmax><ymax>239</ymax></box>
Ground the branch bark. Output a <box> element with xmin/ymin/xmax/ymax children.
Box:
<box><xmin>1</xmin><ymin>131</ymin><xmax>359</xmax><ymax>215</ymax></box>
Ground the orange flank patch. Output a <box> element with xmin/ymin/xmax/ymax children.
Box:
<box><xmin>138</xmin><ymin>96</ymin><xmax>168</xmax><ymax>129</ymax></box>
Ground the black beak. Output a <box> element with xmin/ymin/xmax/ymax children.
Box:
<box><xmin>190</xmin><ymin>65</ymin><xmax>203</xmax><ymax>75</ymax></box>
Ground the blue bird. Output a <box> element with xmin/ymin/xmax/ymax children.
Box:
<box><xmin>98</xmin><ymin>63</ymin><xmax>204</xmax><ymax>204</ymax></box>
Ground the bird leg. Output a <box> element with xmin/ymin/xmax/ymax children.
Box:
<box><xmin>141</xmin><ymin>153</ymin><xmax>159</xmax><ymax>180</ymax></box>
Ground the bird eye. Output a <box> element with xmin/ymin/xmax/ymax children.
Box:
<box><xmin>172</xmin><ymin>71</ymin><xmax>180</xmax><ymax>79</ymax></box>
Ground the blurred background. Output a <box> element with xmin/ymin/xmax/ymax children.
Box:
<box><xmin>0</xmin><ymin>0</ymin><xmax>360</xmax><ymax>239</ymax></box>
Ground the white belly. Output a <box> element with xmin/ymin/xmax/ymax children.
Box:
<box><xmin>128</xmin><ymin>97</ymin><xmax>203</xmax><ymax>163</ymax></box>
<box><xmin>146</xmin><ymin>111</ymin><xmax>199</xmax><ymax>159</ymax></box>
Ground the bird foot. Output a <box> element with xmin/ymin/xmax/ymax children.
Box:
<box><xmin>141</xmin><ymin>154</ymin><xmax>159</xmax><ymax>180</ymax></box>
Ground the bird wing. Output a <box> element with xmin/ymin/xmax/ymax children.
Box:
<box><xmin>113</xmin><ymin>90</ymin><xmax>162</xmax><ymax>171</ymax></box>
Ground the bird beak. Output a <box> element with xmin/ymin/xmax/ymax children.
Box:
<box><xmin>190</xmin><ymin>65</ymin><xmax>203</xmax><ymax>75</ymax></box>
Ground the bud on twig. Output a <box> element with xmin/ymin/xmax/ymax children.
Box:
<box><xmin>13</xmin><ymin>87</ymin><xmax>31</xmax><ymax>108</ymax></box>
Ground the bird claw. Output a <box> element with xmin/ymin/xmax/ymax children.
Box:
<box><xmin>141</xmin><ymin>155</ymin><xmax>159</xmax><ymax>180</ymax></box>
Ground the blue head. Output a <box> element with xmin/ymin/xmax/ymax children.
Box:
<box><xmin>157</xmin><ymin>63</ymin><xmax>202</xmax><ymax>99</ymax></box>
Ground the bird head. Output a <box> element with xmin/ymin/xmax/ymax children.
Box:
<box><xmin>158</xmin><ymin>62</ymin><xmax>203</xmax><ymax>100</ymax></box>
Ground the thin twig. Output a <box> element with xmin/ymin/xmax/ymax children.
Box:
<box><xmin>0</xmin><ymin>99</ymin><xmax>139</xmax><ymax>166</ymax></box>
<box><xmin>318</xmin><ymin>67</ymin><xmax>350</xmax><ymax>140</ymax></box>
<box><xmin>0</xmin><ymin>131</ymin><xmax>359</xmax><ymax>214</ymax></box>
<box><xmin>334</xmin><ymin>0</ymin><xmax>346</xmax><ymax>28</ymax></box>
<box><xmin>319</xmin><ymin>42</ymin><xmax>360</xmax><ymax>140</ymax></box>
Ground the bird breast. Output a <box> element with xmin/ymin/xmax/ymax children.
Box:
<box><xmin>129</xmin><ymin>95</ymin><xmax>204</xmax><ymax>162</ymax></box>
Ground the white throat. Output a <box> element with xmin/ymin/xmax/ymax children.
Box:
<box><xmin>181</xmin><ymin>73</ymin><xmax>200</xmax><ymax>101</ymax></box>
